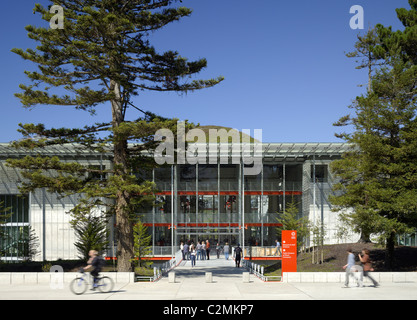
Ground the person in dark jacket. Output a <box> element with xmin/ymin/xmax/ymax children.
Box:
<box><xmin>234</xmin><ymin>244</ymin><xmax>242</xmax><ymax>267</ymax></box>
<box><xmin>84</xmin><ymin>250</ymin><xmax>104</xmax><ymax>289</ymax></box>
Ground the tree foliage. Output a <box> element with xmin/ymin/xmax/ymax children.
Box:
<box><xmin>331</xmin><ymin>1</ymin><xmax>417</xmax><ymax>269</ymax></box>
<box><xmin>276</xmin><ymin>200</ymin><xmax>309</xmax><ymax>250</ymax></box>
<box><xmin>9</xmin><ymin>0</ymin><xmax>223</xmax><ymax>271</ymax></box>
<box><xmin>132</xmin><ymin>219</ymin><xmax>152</xmax><ymax>269</ymax></box>
<box><xmin>73</xmin><ymin>214</ymin><xmax>109</xmax><ymax>261</ymax></box>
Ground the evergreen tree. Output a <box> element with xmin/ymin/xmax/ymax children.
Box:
<box><xmin>73</xmin><ymin>214</ymin><xmax>109</xmax><ymax>261</ymax></box>
<box><xmin>132</xmin><ymin>219</ymin><xmax>152</xmax><ymax>269</ymax></box>
<box><xmin>331</xmin><ymin>3</ymin><xmax>417</xmax><ymax>268</ymax></box>
<box><xmin>276</xmin><ymin>200</ymin><xmax>309</xmax><ymax>251</ymax></box>
<box><xmin>9</xmin><ymin>0</ymin><xmax>223</xmax><ymax>271</ymax></box>
<box><xmin>345</xmin><ymin>27</ymin><xmax>383</xmax><ymax>93</ymax></box>
<box><xmin>23</xmin><ymin>227</ymin><xmax>41</xmax><ymax>262</ymax></box>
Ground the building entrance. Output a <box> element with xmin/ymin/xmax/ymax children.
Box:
<box><xmin>176</xmin><ymin>227</ymin><xmax>240</xmax><ymax>246</ymax></box>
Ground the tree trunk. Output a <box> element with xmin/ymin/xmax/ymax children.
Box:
<box><xmin>115</xmin><ymin>189</ymin><xmax>134</xmax><ymax>272</ymax></box>
<box><xmin>111</xmin><ymin>80</ymin><xmax>134</xmax><ymax>272</ymax></box>
<box><xmin>357</xmin><ymin>232</ymin><xmax>372</xmax><ymax>243</ymax></box>
<box><xmin>385</xmin><ymin>232</ymin><xmax>395</xmax><ymax>271</ymax></box>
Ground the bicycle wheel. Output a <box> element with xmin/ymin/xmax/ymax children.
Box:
<box><xmin>97</xmin><ymin>276</ymin><xmax>114</xmax><ymax>293</ymax></box>
<box><xmin>70</xmin><ymin>277</ymin><xmax>88</xmax><ymax>295</ymax></box>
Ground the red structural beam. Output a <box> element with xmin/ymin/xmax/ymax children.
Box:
<box><xmin>154</xmin><ymin>191</ymin><xmax>302</xmax><ymax>196</ymax></box>
<box><xmin>143</xmin><ymin>223</ymin><xmax>283</xmax><ymax>227</ymax></box>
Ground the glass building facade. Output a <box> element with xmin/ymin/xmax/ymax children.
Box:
<box><xmin>138</xmin><ymin>162</ymin><xmax>306</xmax><ymax>255</ymax></box>
<box><xmin>0</xmin><ymin>142</ymin><xmax>358</xmax><ymax>260</ymax></box>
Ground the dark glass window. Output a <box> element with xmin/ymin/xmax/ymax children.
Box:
<box><xmin>198</xmin><ymin>164</ymin><xmax>218</xmax><ymax>191</ymax></box>
<box><xmin>220</xmin><ymin>165</ymin><xmax>239</xmax><ymax>191</ymax></box>
<box><xmin>154</xmin><ymin>166</ymin><xmax>171</xmax><ymax>191</ymax></box>
<box><xmin>0</xmin><ymin>194</ymin><xmax>30</xmax><ymax>260</ymax></box>
<box><xmin>285</xmin><ymin>164</ymin><xmax>302</xmax><ymax>191</ymax></box>
<box><xmin>244</xmin><ymin>165</ymin><xmax>261</xmax><ymax>191</ymax></box>
<box><xmin>263</xmin><ymin>165</ymin><xmax>283</xmax><ymax>191</ymax></box>
<box><xmin>0</xmin><ymin>194</ymin><xmax>29</xmax><ymax>224</ymax></box>
<box><xmin>178</xmin><ymin>165</ymin><xmax>196</xmax><ymax>191</ymax></box>
<box><xmin>311</xmin><ymin>165</ymin><xmax>328</xmax><ymax>182</ymax></box>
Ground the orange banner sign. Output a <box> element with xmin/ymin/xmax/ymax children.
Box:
<box><xmin>282</xmin><ymin>230</ymin><xmax>297</xmax><ymax>273</ymax></box>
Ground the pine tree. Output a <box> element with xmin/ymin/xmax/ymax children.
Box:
<box><xmin>9</xmin><ymin>0</ymin><xmax>223</xmax><ymax>271</ymax></box>
<box><xmin>132</xmin><ymin>220</ymin><xmax>152</xmax><ymax>269</ymax></box>
<box><xmin>275</xmin><ymin>200</ymin><xmax>309</xmax><ymax>251</ymax></box>
<box><xmin>345</xmin><ymin>27</ymin><xmax>383</xmax><ymax>93</ymax></box>
<box><xmin>73</xmin><ymin>214</ymin><xmax>109</xmax><ymax>261</ymax></box>
<box><xmin>331</xmin><ymin>4</ymin><xmax>417</xmax><ymax>268</ymax></box>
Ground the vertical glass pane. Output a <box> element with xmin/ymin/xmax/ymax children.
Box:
<box><xmin>154</xmin><ymin>227</ymin><xmax>171</xmax><ymax>247</ymax></box>
<box><xmin>178</xmin><ymin>165</ymin><xmax>196</xmax><ymax>191</ymax></box>
<box><xmin>264</xmin><ymin>195</ymin><xmax>283</xmax><ymax>214</ymax></box>
<box><xmin>154</xmin><ymin>166</ymin><xmax>171</xmax><ymax>191</ymax></box>
<box><xmin>198</xmin><ymin>195</ymin><xmax>218</xmax><ymax>223</ymax></box>
<box><xmin>178</xmin><ymin>195</ymin><xmax>196</xmax><ymax>223</ymax></box>
<box><xmin>246</xmin><ymin>226</ymin><xmax>262</xmax><ymax>246</ymax></box>
<box><xmin>311</xmin><ymin>164</ymin><xmax>328</xmax><ymax>182</ymax></box>
<box><xmin>285</xmin><ymin>164</ymin><xmax>302</xmax><ymax>191</ymax></box>
<box><xmin>198</xmin><ymin>164</ymin><xmax>218</xmax><ymax>191</ymax></box>
<box><xmin>263</xmin><ymin>164</ymin><xmax>283</xmax><ymax>191</ymax></box>
<box><xmin>264</xmin><ymin>226</ymin><xmax>279</xmax><ymax>247</ymax></box>
<box><xmin>219</xmin><ymin>195</ymin><xmax>238</xmax><ymax>223</ymax></box>
<box><xmin>0</xmin><ymin>194</ymin><xmax>29</xmax><ymax>223</ymax></box>
<box><xmin>198</xmin><ymin>195</ymin><xmax>217</xmax><ymax>214</ymax></box>
<box><xmin>155</xmin><ymin>195</ymin><xmax>172</xmax><ymax>214</ymax></box>
<box><xmin>244</xmin><ymin>166</ymin><xmax>261</xmax><ymax>191</ymax></box>
<box><xmin>220</xmin><ymin>165</ymin><xmax>239</xmax><ymax>191</ymax></box>
<box><xmin>244</xmin><ymin>195</ymin><xmax>261</xmax><ymax>223</ymax></box>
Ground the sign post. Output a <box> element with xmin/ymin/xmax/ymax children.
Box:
<box><xmin>281</xmin><ymin>230</ymin><xmax>297</xmax><ymax>273</ymax></box>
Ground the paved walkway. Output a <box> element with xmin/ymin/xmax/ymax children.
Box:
<box><xmin>0</xmin><ymin>257</ymin><xmax>416</xmax><ymax>300</ymax></box>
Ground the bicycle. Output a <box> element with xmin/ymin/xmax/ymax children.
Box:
<box><xmin>70</xmin><ymin>269</ymin><xmax>114</xmax><ymax>295</ymax></box>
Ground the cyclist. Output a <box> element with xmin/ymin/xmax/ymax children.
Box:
<box><xmin>83</xmin><ymin>250</ymin><xmax>104</xmax><ymax>289</ymax></box>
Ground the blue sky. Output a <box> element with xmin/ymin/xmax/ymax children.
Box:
<box><xmin>0</xmin><ymin>0</ymin><xmax>410</xmax><ymax>143</ymax></box>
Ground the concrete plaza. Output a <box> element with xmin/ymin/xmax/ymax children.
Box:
<box><xmin>0</xmin><ymin>257</ymin><xmax>416</xmax><ymax>301</ymax></box>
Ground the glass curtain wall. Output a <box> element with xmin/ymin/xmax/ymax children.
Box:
<box><xmin>143</xmin><ymin>162</ymin><xmax>304</xmax><ymax>254</ymax></box>
<box><xmin>198</xmin><ymin>164</ymin><xmax>218</xmax><ymax>224</ymax></box>
<box><xmin>262</xmin><ymin>164</ymin><xmax>284</xmax><ymax>246</ymax></box>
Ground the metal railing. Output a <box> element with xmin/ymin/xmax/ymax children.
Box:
<box><xmin>135</xmin><ymin>249</ymin><xmax>183</xmax><ymax>282</ymax></box>
<box><xmin>243</xmin><ymin>260</ymin><xmax>282</xmax><ymax>282</ymax></box>
<box><xmin>244</xmin><ymin>246</ymin><xmax>281</xmax><ymax>258</ymax></box>
<box><xmin>136</xmin><ymin>267</ymin><xmax>163</xmax><ymax>282</ymax></box>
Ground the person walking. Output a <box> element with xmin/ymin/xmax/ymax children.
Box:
<box><xmin>196</xmin><ymin>241</ymin><xmax>202</xmax><ymax>260</ymax></box>
<box><xmin>202</xmin><ymin>241</ymin><xmax>207</xmax><ymax>260</ymax></box>
<box><xmin>206</xmin><ymin>240</ymin><xmax>210</xmax><ymax>260</ymax></box>
<box><xmin>234</xmin><ymin>243</ymin><xmax>242</xmax><ymax>267</ymax></box>
<box><xmin>275</xmin><ymin>239</ymin><xmax>282</xmax><ymax>256</ymax></box>
<box><xmin>183</xmin><ymin>242</ymin><xmax>189</xmax><ymax>261</ymax></box>
<box><xmin>224</xmin><ymin>242</ymin><xmax>230</xmax><ymax>260</ymax></box>
<box><xmin>180</xmin><ymin>242</ymin><xmax>185</xmax><ymax>261</ymax></box>
<box><xmin>216</xmin><ymin>243</ymin><xmax>221</xmax><ymax>259</ymax></box>
<box><xmin>342</xmin><ymin>247</ymin><xmax>362</xmax><ymax>288</ymax></box>
<box><xmin>190</xmin><ymin>244</ymin><xmax>196</xmax><ymax>267</ymax></box>
<box><xmin>359</xmin><ymin>249</ymin><xmax>380</xmax><ymax>287</ymax></box>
